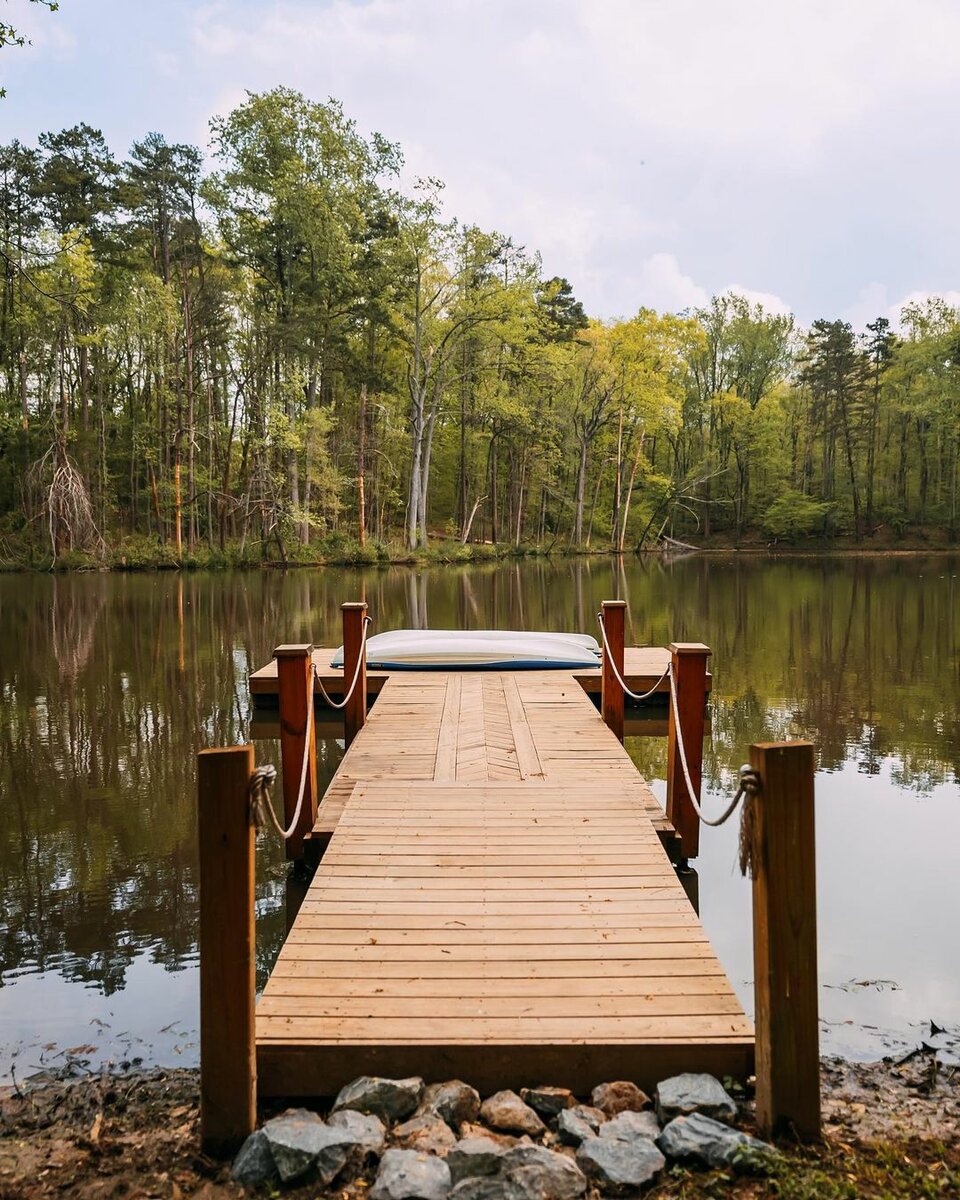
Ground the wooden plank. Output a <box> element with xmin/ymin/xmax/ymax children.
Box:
<box><xmin>254</xmin><ymin>659</ymin><xmax>748</xmax><ymax>1096</ymax></box>
<box><xmin>434</xmin><ymin>674</ymin><xmax>461</xmax><ymax>781</ymax></box>
<box><xmin>257</xmin><ymin>1042</ymin><xmax>751</xmax><ymax>1100</ymax></box>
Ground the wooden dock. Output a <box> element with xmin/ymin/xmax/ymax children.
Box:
<box><xmin>248</xmin><ymin>645</ymin><xmax>708</xmax><ymax>707</ymax></box>
<box><xmin>253</xmin><ymin>662</ymin><xmax>753</xmax><ymax>1097</ymax></box>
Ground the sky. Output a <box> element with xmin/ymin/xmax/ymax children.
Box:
<box><xmin>2</xmin><ymin>0</ymin><xmax>960</xmax><ymax>328</ymax></box>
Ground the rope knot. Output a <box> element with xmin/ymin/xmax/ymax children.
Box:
<box><xmin>738</xmin><ymin>764</ymin><xmax>761</xmax><ymax>879</ymax></box>
<box><xmin>248</xmin><ymin>763</ymin><xmax>278</xmax><ymax>831</ymax></box>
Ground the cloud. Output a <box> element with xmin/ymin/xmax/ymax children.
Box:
<box><xmin>630</xmin><ymin>253</ymin><xmax>707</xmax><ymax>314</ymax></box>
<box><xmin>842</xmin><ymin>283</ymin><xmax>960</xmax><ymax>333</ymax></box>
<box><xmin>721</xmin><ymin>286</ymin><xmax>793</xmax><ymax>317</ymax></box>
<box><xmin>6</xmin><ymin>0</ymin><xmax>960</xmax><ymax>324</ymax></box>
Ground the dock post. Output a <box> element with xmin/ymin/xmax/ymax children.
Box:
<box><xmin>600</xmin><ymin>599</ymin><xmax>626</xmax><ymax>742</ymax></box>
<box><xmin>274</xmin><ymin>644</ymin><xmax>318</xmax><ymax>862</ymax></box>
<box><xmin>198</xmin><ymin>744</ymin><xmax>256</xmax><ymax>1155</ymax></box>
<box><xmin>665</xmin><ymin>642</ymin><xmax>711</xmax><ymax>860</ymax></box>
<box><xmin>342</xmin><ymin>601</ymin><xmax>368</xmax><ymax>748</ymax></box>
<box><xmin>750</xmin><ymin>740</ymin><xmax>820</xmax><ymax>1141</ymax></box>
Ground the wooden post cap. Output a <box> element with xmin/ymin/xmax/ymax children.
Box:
<box><xmin>274</xmin><ymin>643</ymin><xmax>314</xmax><ymax>658</ymax></box>
<box><xmin>669</xmin><ymin>642</ymin><xmax>712</xmax><ymax>656</ymax></box>
<box><xmin>601</xmin><ymin>599</ymin><xmax>627</xmax><ymax>608</ymax></box>
<box><xmin>341</xmin><ymin>601</ymin><xmax>368</xmax><ymax>610</ymax></box>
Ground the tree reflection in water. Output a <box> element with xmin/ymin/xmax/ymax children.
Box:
<box><xmin>0</xmin><ymin>557</ymin><xmax>957</xmax><ymax>1063</ymax></box>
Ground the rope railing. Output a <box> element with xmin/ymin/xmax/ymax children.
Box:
<box><xmin>597</xmin><ymin>608</ymin><xmax>761</xmax><ymax>874</ymax></box>
<box><xmin>314</xmin><ymin>615</ymin><xmax>372</xmax><ymax>710</ymax></box>
<box><xmin>596</xmin><ymin>611</ymin><xmax>671</xmax><ymax>702</ymax></box>
<box><xmin>249</xmin><ymin>616</ymin><xmax>371</xmax><ymax>841</ymax></box>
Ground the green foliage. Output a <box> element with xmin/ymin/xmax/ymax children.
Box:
<box><xmin>761</xmin><ymin>490</ymin><xmax>832</xmax><ymax>540</ymax></box>
<box><xmin>1</xmin><ymin>89</ymin><xmax>960</xmax><ymax>561</ymax></box>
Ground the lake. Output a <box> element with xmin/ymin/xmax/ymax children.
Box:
<box><xmin>1</xmin><ymin>554</ymin><xmax>958</xmax><ymax>1082</ymax></box>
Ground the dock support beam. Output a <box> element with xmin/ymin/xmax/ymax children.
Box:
<box><xmin>342</xmin><ymin>601</ymin><xmax>368</xmax><ymax>749</ymax></box>
<box><xmin>600</xmin><ymin>599</ymin><xmax>626</xmax><ymax>742</ymax></box>
<box><xmin>198</xmin><ymin>744</ymin><xmax>256</xmax><ymax>1155</ymax></box>
<box><xmin>750</xmin><ymin>740</ymin><xmax>820</xmax><ymax>1141</ymax></box>
<box><xmin>274</xmin><ymin>643</ymin><xmax>319</xmax><ymax>862</ymax></box>
<box><xmin>665</xmin><ymin>642</ymin><xmax>711</xmax><ymax>860</ymax></box>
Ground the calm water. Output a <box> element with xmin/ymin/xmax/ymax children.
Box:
<box><xmin>1</xmin><ymin>555</ymin><xmax>959</xmax><ymax>1081</ymax></box>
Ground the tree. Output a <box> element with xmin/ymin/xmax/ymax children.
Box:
<box><xmin>0</xmin><ymin>0</ymin><xmax>58</xmax><ymax>98</ymax></box>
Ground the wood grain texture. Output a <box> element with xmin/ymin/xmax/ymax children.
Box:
<box><xmin>257</xmin><ymin>769</ymin><xmax>752</xmax><ymax>1095</ymax></box>
<box><xmin>198</xmin><ymin>745</ymin><xmax>256</xmax><ymax>1152</ymax></box>
<box><xmin>665</xmin><ymin>643</ymin><xmax>711</xmax><ymax>860</ymax></box>
<box><xmin>750</xmin><ymin>741</ymin><xmax>820</xmax><ymax>1141</ymax></box>
<box><xmin>601</xmin><ymin>600</ymin><xmax>626</xmax><ymax>741</ymax></box>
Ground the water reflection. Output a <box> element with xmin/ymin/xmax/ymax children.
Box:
<box><xmin>0</xmin><ymin>555</ymin><xmax>958</xmax><ymax>1074</ymax></box>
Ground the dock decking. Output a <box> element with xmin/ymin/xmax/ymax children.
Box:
<box><xmin>254</xmin><ymin>666</ymin><xmax>753</xmax><ymax>1096</ymax></box>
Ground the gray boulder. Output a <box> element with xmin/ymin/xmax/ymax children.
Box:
<box><xmin>328</xmin><ymin>1107</ymin><xmax>388</xmax><ymax>1155</ymax></box>
<box><xmin>654</xmin><ymin>1073</ymin><xmax>737</xmax><ymax>1125</ymax></box>
<box><xmin>598</xmin><ymin>1109</ymin><xmax>661</xmax><ymax>1144</ymax></box>
<box><xmin>556</xmin><ymin>1108</ymin><xmax>598</xmax><ymax>1147</ymax></box>
<box><xmin>447</xmin><ymin>1135</ymin><xmax>510</xmax><ymax>1183</ymax></box>
<box><xmin>334</xmin><ymin>1075</ymin><xmax>425</xmax><ymax>1122</ymax></box>
<box><xmin>576</xmin><ymin>1138</ymin><xmax>665</xmax><ymax>1194</ymax></box>
<box><xmin>519</xmin><ymin>1086</ymin><xmax>576</xmax><ymax>1119</ymax></box>
<box><xmin>421</xmin><ymin>1080</ymin><xmax>482</xmax><ymax>1129</ymax></box>
<box><xmin>449</xmin><ymin>1179</ymin><xmax>509</xmax><ymax>1200</ymax></box>
<box><xmin>261</xmin><ymin>1108</ymin><xmax>348</xmax><ymax>1184</ymax></box>
<box><xmin>370</xmin><ymin>1148</ymin><xmax>453</xmax><ymax>1200</ymax></box>
<box><xmin>657</xmin><ymin>1112</ymin><xmax>775</xmax><ymax>1169</ymax></box>
<box><xmin>231</xmin><ymin>1129</ymin><xmax>278</xmax><ymax>1187</ymax></box>
<box><xmin>502</xmin><ymin>1145</ymin><xmax>587</xmax><ymax>1200</ymax></box>
<box><xmin>590</xmin><ymin>1081</ymin><xmax>651</xmax><ymax>1116</ymax></box>
<box><xmin>479</xmin><ymin>1090</ymin><xmax>546</xmax><ymax>1137</ymax></box>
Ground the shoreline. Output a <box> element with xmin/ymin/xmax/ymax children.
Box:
<box><xmin>1</xmin><ymin>1056</ymin><xmax>956</xmax><ymax>1198</ymax></box>
<box><xmin>1</xmin><ymin>538</ymin><xmax>959</xmax><ymax>575</ymax></box>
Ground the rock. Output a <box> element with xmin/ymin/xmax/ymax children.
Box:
<box><xmin>656</xmin><ymin>1112</ymin><xmax>775</xmax><ymax>1169</ymax></box>
<box><xmin>480</xmin><ymin>1090</ymin><xmax>546</xmax><ymax>1137</ymax></box>
<box><xmin>261</xmin><ymin>1108</ymin><xmax>349</xmax><ymax>1184</ymax></box>
<box><xmin>520</xmin><ymin>1087</ymin><xmax>576</xmax><ymax>1120</ymax></box>
<box><xmin>459</xmin><ymin>1123</ymin><xmax>518</xmax><ymax>1148</ymax></box>
<box><xmin>334</xmin><ymin>1076</ymin><xmax>425</xmax><ymax>1123</ymax></box>
<box><xmin>556</xmin><ymin>1107</ymin><xmax>602</xmax><ymax>1147</ymax></box>
<box><xmin>327</xmin><ymin>1107</ymin><xmax>388</xmax><ymax>1155</ymax></box>
<box><xmin>654</xmin><ymin>1073</ymin><xmax>737</xmax><ymax>1125</ymax></box>
<box><xmin>576</xmin><ymin>1138</ymin><xmax>665</xmax><ymax>1194</ymax></box>
<box><xmin>598</xmin><ymin>1109</ymin><xmax>661</xmax><ymax>1144</ymax></box>
<box><xmin>590</xmin><ymin>1081</ymin><xmax>651</xmax><ymax>1117</ymax></box>
<box><xmin>449</xmin><ymin>1180</ymin><xmax>509</xmax><ymax>1200</ymax></box>
<box><xmin>502</xmin><ymin>1145</ymin><xmax>587</xmax><ymax>1200</ymax></box>
<box><xmin>231</xmin><ymin>1129</ymin><xmax>278</xmax><ymax>1187</ymax></box>
<box><xmin>421</xmin><ymin>1080</ymin><xmax>482</xmax><ymax>1129</ymax></box>
<box><xmin>394</xmin><ymin>1113</ymin><xmax>458</xmax><ymax>1155</ymax></box>
<box><xmin>370</xmin><ymin>1148</ymin><xmax>453</xmax><ymax>1200</ymax></box>
<box><xmin>447</xmin><ymin>1135</ymin><xmax>510</xmax><ymax>1183</ymax></box>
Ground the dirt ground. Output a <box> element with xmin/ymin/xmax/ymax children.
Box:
<box><xmin>0</xmin><ymin>1055</ymin><xmax>957</xmax><ymax>1199</ymax></box>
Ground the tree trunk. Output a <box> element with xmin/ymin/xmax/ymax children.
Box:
<box><xmin>573</xmin><ymin>437</ymin><xmax>588</xmax><ymax>545</ymax></box>
<box><xmin>357</xmin><ymin>382</ymin><xmax>367</xmax><ymax>547</ymax></box>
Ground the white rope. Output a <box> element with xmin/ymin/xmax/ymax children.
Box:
<box><xmin>314</xmin><ymin>617</ymin><xmax>372</xmax><ymax>710</ymax></box>
<box><xmin>248</xmin><ymin>620</ymin><xmax>371</xmax><ymax>842</ymax></box>
<box><xmin>596</xmin><ymin>612</ymin><xmax>670</xmax><ymax>702</ymax></box>
<box><xmin>667</xmin><ymin>669</ymin><xmax>758</xmax><ymax>833</ymax></box>
<box><xmin>596</xmin><ymin>609</ymin><xmax>757</xmax><ymax>841</ymax></box>
<box><xmin>248</xmin><ymin>677</ymin><xmax>315</xmax><ymax>841</ymax></box>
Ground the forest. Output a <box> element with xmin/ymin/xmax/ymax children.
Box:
<box><xmin>2</xmin><ymin>87</ymin><xmax>959</xmax><ymax>568</ymax></box>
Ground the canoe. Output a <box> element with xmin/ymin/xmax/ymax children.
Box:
<box><xmin>330</xmin><ymin>628</ymin><xmax>601</xmax><ymax>670</ymax></box>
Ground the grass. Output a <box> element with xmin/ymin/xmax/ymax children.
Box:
<box><xmin>0</xmin><ymin>530</ymin><xmax>560</xmax><ymax>572</ymax></box>
<box><xmin>644</xmin><ymin>1137</ymin><xmax>960</xmax><ymax>1198</ymax></box>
